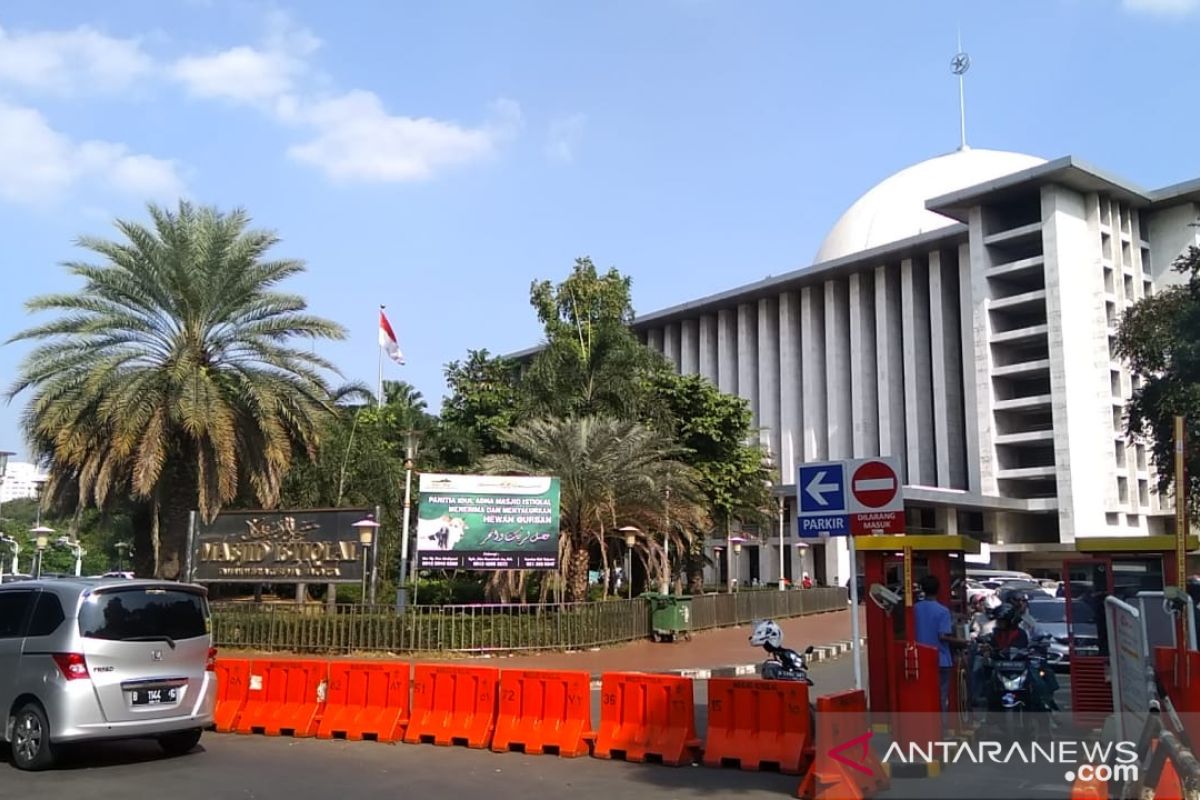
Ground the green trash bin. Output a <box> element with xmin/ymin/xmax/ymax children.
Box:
<box><xmin>644</xmin><ymin>593</ymin><xmax>693</xmax><ymax>642</ymax></box>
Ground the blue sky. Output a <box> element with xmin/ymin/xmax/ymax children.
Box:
<box><xmin>0</xmin><ymin>0</ymin><xmax>1197</xmax><ymax>460</ymax></box>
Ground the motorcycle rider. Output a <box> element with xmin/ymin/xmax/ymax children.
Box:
<box><xmin>980</xmin><ymin>603</ymin><xmax>1059</xmax><ymax>716</ymax></box>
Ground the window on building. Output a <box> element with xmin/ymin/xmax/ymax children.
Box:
<box><xmin>1118</xmin><ymin>477</ymin><xmax>1129</xmax><ymax>505</ymax></box>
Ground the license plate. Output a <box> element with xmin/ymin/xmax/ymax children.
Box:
<box><xmin>132</xmin><ymin>687</ymin><xmax>178</xmax><ymax>706</ymax></box>
<box><xmin>996</xmin><ymin>661</ymin><xmax>1026</xmax><ymax>671</ymax></box>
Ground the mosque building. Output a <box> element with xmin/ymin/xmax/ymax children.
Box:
<box><xmin>630</xmin><ymin>144</ymin><xmax>1199</xmax><ymax>586</ymax></box>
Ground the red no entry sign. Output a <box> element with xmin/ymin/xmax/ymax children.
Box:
<box><xmin>851</xmin><ymin>460</ymin><xmax>898</xmax><ymax>509</ymax></box>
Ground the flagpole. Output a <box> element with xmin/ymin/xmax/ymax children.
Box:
<box><xmin>377</xmin><ymin>305</ymin><xmax>385</xmax><ymax>406</ymax></box>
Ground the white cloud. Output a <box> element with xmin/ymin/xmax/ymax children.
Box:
<box><xmin>0</xmin><ymin>101</ymin><xmax>184</xmax><ymax>206</ymax></box>
<box><xmin>1122</xmin><ymin>0</ymin><xmax>1199</xmax><ymax>13</ymax></box>
<box><xmin>0</xmin><ymin>25</ymin><xmax>152</xmax><ymax>95</ymax></box>
<box><xmin>287</xmin><ymin>93</ymin><xmax>523</xmax><ymax>182</ymax></box>
<box><xmin>171</xmin><ymin>12</ymin><xmax>317</xmax><ymax>107</ymax></box>
<box><xmin>173</xmin><ymin>45</ymin><xmax>303</xmax><ymax>105</ymax></box>
<box><xmin>546</xmin><ymin>113</ymin><xmax>586</xmax><ymax>164</ymax></box>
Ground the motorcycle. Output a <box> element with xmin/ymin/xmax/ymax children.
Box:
<box><xmin>749</xmin><ymin>619</ymin><xmax>815</xmax><ymax>684</ymax></box>
<box><xmin>979</xmin><ymin>631</ymin><xmax>1058</xmax><ymax>736</ymax></box>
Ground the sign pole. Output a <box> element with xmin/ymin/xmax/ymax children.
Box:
<box><xmin>1175</xmin><ymin>415</ymin><xmax>1188</xmax><ymax>656</ymax></box>
<box><xmin>849</xmin><ymin>533</ymin><xmax>862</xmax><ymax>689</ymax></box>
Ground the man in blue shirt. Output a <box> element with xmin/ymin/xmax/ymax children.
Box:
<box><xmin>913</xmin><ymin>574</ymin><xmax>958</xmax><ymax>714</ymax></box>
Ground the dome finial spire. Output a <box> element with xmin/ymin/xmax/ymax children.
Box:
<box><xmin>951</xmin><ymin>30</ymin><xmax>971</xmax><ymax>151</ymax></box>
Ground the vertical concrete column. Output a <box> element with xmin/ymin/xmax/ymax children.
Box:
<box><xmin>875</xmin><ymin>264</ymin><xmax>906</xmax><ymax>478</ymax></box>
<box><xmin>717</xmin><ymin>308</ymin><xmax>738</xmax><ymax>394</ymax></box>
<box><xmin>967</xmin><ymin>209</ymin><xmax>999</xmax><ymax>495</ymax></box>
<box><xmin>824</xmin><ymin>279</ymin><xmax>852</xmax><ymax>459</ymax></box>
<box><xmin>929</xmin><ymin>249</ymin><xmax>966</xmax><ymax>489</ymax></box>
<box><xmin>757</xmin><ymin>296</ymin><xmax>781</xmax><ymax>465</ymax></box>
<box><xmin>681</xmin><ymin>318</ymin><xmax>700</xmax><ymax>375</ymax></box>
<box><xmin>1043</xmin><ymin>184</ymin><xmax>1111</xmax><ymax>543</ymax></box>
<box><xmin>935</xmin><ymin>507</ymin><xmax>959</xmax><ymax>535</ymax></box>
<box><xmin>958</xmin><ymin>241</ymin><xmax>982</xmax><ymax>494</ymax></box>
<box><xmin>848</xmin><ymin>271</ymin><xmax>879</xmax><ymax>457</ymax></box>
<box><xmin>801</xmin><ymin>286</ymin><xmax>827</xmax><ymax>461</ymax></box>
<box><xmin>646</xmin><ymin>327</ymin><xmax>664</xmax><ymax>355</ymax></box>
<box><xmin>778</xmin><ymin>291</ymin><xmax>803</xmax><ymax>477</ymax></box>
<box><xmin>663</xmin><ymin>322</ymin><xmax>682</xmax><ymax>371</ymax></box>
<box><xmin>699</xmin><ymin>314</ymin><xmax>719</xmax><ymax>383</ymax></box>
<box><xmin>737</xmin><ymin>303</ymin><xmax>760</xmax><ymax>423</ymax></box>
<box><xmin>901</xmin><ymin>257</ymin><xmax>934</xmax><ymax>486</ymax></box>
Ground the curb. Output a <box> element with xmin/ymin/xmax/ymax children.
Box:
<box><xmin>585</xmin><ymin>636</ymin><xmax>865</xmax><ymax>687</ymax></box>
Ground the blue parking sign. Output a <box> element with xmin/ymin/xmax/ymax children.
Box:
<box><xmin>797</xmin><ymin>464</ymin><xmax>845</xmax><ymax>513</ymax></box>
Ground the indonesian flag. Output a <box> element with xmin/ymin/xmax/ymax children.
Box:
<box><xmin>378</xmin><ymin>307</ymin><xmax>405</xmax><ymax>365</ymax></box>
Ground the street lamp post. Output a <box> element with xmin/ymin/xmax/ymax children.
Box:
<box><xmin>0</xmin><ymin>534</ymin><xmax>17</xmax><ymax>583</ymax></box>
<box><xmin>353</xmin><ymin>516</ymin><xmax>380</xmax><ymax>605</ymax></box>
<box><xmin>618</xmin><ymin>526</ymin><xmax>640</xmax><ymax>601</ymax></box>
<box><xmin>728</xmin><ymin>535</ymin><xmax>747</xmax><ymax>593</ymax></box>
<box><xmin>57</xmin><ymin>537</ymin><xmax>85</xmax><ymax>576</ymax></box>
<box><xmin>30</xmin><ymin>526</ymin><xmax>53</xmax><ymax>579</ymax></box>
<box><xmin>0</xmin><ymin>451</ymin><xmax>13</xmax><ymax>545</ymax></box>
<box><xmin>661</xmin><ymin>486</ymin><xmax>672</xmax><ymax>596</ymax></box>
<box><xmin>115</xmin><ymin>541</ymin><xmax>131</xmax><ymax>573</ymax></box>
<box><xmin>397</xmin><ymin>431</ymin><xmax>421</xmax><ymax>609</ymax></box>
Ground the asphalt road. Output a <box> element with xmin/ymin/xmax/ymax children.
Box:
<box><xmin>0</xmin><ymin>654</ymin><xmax>1078</xmax><ymax>800</ymax></box>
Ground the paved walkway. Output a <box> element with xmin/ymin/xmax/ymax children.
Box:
<box><xmin>221</xmin><ymin>607</ymin><xmax>861</xmax><ymax>676</ymax></box>
<box><xmin>416</xmin><ymin>607</ymin><xmax>858</xmax><ymax>675</ymax></box>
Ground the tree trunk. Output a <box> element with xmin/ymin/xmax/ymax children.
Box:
<box><xmin>158</xmin><ymin>460</ymin><xmax>197</xmax><ymax>580</ymax></box>
<box><xmin>685</xmin><ymin>537</ymin><xmax>705</xmax><ymax>595</ymax></box>
<box><xmin>130</xmin><ymin>499</ymin><xmax>156</xmax><ymax>578</ymax></box>
<box><xmin>566</xmin><ymin>540</ymin><xmax>590</xmax><ymax>603</ymax></box>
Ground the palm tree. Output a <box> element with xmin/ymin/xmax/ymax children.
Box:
<box><xmin>8</xmin><ymin>202</ymin><xmax>346</xmax><ymax>578</ymax></box>
<box><xmin>482</xmin><ymin>416</ymin><xmax>706</xmax><ymax>602</ymax></box>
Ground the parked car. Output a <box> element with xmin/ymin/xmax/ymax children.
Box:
<box><xmin>996</xmin><ymin>579</ymin><xmax>1056</xmax><ymax>603</ymax></box>
<box><xmin>1025</xmin><ymin>596</ymin><xmax>1100</xmax><ymax>669</ymax></box>
<box><xmin>0</xmin><ymin>577</ymin><xmax>217</xmax><ymax>770</ymax></box>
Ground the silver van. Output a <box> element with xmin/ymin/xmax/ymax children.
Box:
<box><xmin>0</xmin><ymin>578</ymin><xmax>217</xmax><ymax>770</ymax></box>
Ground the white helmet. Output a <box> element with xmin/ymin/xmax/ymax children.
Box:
<box><xmin>749</xmin><ymin>619</ymin><xmax>783</xmax><ymax>648</ymax></box>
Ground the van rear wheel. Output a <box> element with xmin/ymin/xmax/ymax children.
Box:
<box><xmin>11</xmin><ymin>702</ymin><xmax>55</xmax><ymax>771</ymax></box>
<box><xmin>158</xmin><ymin>729</ymin><xmax>202</xmax><ymax>757</ymax></box>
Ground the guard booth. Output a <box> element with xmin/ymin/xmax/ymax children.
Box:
<box><xmin>857</xmin><ymin>534</ymin><xmax>979</xmax><ymax>721</ymax></box>
<box><xmin>1063</xmin><ymin>535</ymin><xmax>1200</xmax><ymax>728</ymax></box>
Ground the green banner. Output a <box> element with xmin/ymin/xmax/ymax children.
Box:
<box><xmin>416</xmin><ymin>474</ymin><xmax>560</xmax><ymax>570</ymax></box>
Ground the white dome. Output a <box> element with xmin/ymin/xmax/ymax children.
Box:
<box><xmin>814</xmin><ymin>148</ymin><xmax>1046</xmax><ymax>264</ymax></box>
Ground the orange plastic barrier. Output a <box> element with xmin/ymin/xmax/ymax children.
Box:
<box><xmin>491</xmin><ymin>669</ymin><xmax>592</xmax><ymax>757</ymax></box>
<box><xmin>798</xmin><ymin>690</ymin><xmax>887</xmax><ymax>800</ymax></box>
<box><xmin>234</xmin><ymin>659</ymin><xmax>327</xmax><ymax>737</ymax></box>
<box><xmin>213</xmin><ymin>658</ymin><xmax>251</xmax><ymax>733</ymax></box>
<box><xmin>316</xmin><ymin>660</ymin><xmax>410</xmax><ymax>743</ymax></box>
<box><xmin>403</xmin><ymin>664</ymin><xmax>499</xmax><ymax>748</ymax></box>
<box><xmin>703</xmin><ymin>677</ymin><xmax>811</xmax><ymax>774</ymax></box>
<box><xmin>1069</xmin><ymin>770</ymin><xmax>1109</xmax><ymax>800</ymax></box>
<box><xmin>592</xmin><ymin>672</ymin><xmax>698</xmax><ymax>766</ymax></box>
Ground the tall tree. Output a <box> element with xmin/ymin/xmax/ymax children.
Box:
<box><xmin>8</xmin><ymin>202</ymin><xmax>345</xmax><ymax>578</ymax></box>
<box><xmin>645</xmin><ymin>371</ymin><xmax>775</xmax><ymax>592</ymax></box>
<box><xmin>1116</xmin><ymin>245</ymin><xmax>1200</xmax><ymax>516</ymax></box>
<box><xmin>523</xmin><ymin>257</ymin><xmax>666</xmax><ymax>419</ymax></box>
<box><xmin>482</xmin><ymin>416</ymin><xmax>703</xmax><ymax>602</ymax></box>
<box><xmin>437</xmin><ymin>349</ymin><xmax>521</xmax><ymax>467</ymax></box>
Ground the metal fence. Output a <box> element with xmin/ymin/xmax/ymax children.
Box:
<box><xmin>209</xmin><ymin>586</ymin><xmax>847</xmax><ymax>655</ymax></box>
